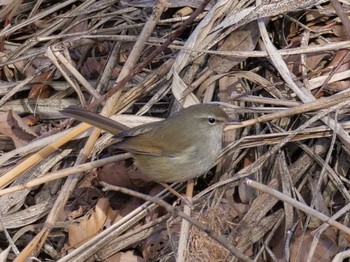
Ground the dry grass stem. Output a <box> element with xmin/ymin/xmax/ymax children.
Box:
<box><xmin>1</xmin><ymin>1</ymin><xmax>350</xmax><ymax>261</ymax></box>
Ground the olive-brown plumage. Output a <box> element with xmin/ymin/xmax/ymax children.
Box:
<box><xmin>60</xmin><ymin>104</ymin><xmax>229</xmax><ymax>182</ymax></box>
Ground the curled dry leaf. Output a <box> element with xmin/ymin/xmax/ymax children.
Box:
<box><xmin>64</xmin><ymin>187</ymin><xmax>103</xmax><ymax>220</ymax></box>
<box><xmin>98</xmin><ymin>160</ymin><xmax>136</xmax><ymax>188</ymax></box>
<box><xmin>67</xmin><ymin>198</ymin><xmax>111</xmax><ymax>248</ymax></box>
<box><xmin>80</xmin><ymin>58</ymin><xmax>110</xmax><ymax>80</ymax></box>
<box><xmin>290</xmin><ymin>229</ymin><xmax>338</xmax><ymax>262</ymax></box>
<box><xmin>28</xmin><ymin>70</ymin><xmax>54</xmax><ymax>99</ymax></box>
<box><xmin>98</xmin><ymin>158</ymin><xmax>154</xmax><ymax>188</ymax></box>
<box><xmin>208</xmin><ymin>21</ymin><xmax>261</xmax><ymax>74</ymax></box>
<box><xmin>21</xmin><ymin>114</ymin><xmax>39</xmax><ymax>126</ymax></box>
<box><xmin>0</xmin><ymin>110</ymin><xmax>37</xmax><ymax>148</ymax></box>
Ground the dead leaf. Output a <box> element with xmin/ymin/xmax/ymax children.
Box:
<box><xmin>208</xmin><ymin>21</ymin><xmax>261</xmax><ymax>74</ymax></box>
<box><xmin>290</xmin><ymin>229</ymin><xmax>338</xmax><ymax>262</ymax></box>
<box><xmin>21</xmin><ymin>114</ymin><xmax>39</xmax><ymax>126</ymax></box>
<box><xmin>114</xmin><ymin>197</ymin><xmax>143</xmax><ymax>224</ymax></box>
<box><xmin>80</xmin><ymin>58</ymin><xmax>107</xmax><ymax>80</ymax></box>
<box><xmin>0</xmin><ymin>110</ymin><xmax>37</xmax><ymax>148</ymax></box>
<box><xmin>67</xmin><ymin>198</ymin><xmax>111</xmax><ymax>247</ymax></box>
<box><xmin>28</xmin><ymin>70</ymin><xmax>54</xmax><ymax>99</ymax></box>
<box><xmin>98</xmin><ymin>160</ymin><xmax>135</xmax><ymax>188</ymax></box>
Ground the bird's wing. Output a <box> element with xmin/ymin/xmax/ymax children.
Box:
<box><xmin>114</xmin><ymin>127</ymin><xmax>192</xmax><ymax>157</ymax></box>
<box><xmin>114</xmin><ymin>121</ymin><xmax>161</xmax><ymax>138</ymax></box>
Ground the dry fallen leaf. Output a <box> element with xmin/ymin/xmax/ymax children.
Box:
<box><xmin>0</xmin><ymin>110</ymin><xmax>37</xmax><ymax>148</ymax></box>
<box><xmin>290</xmin><ymin>229</ymin><xmax>338</xmax><ymax>262</ymax></box>
<box><xmin>97</xmin><ymin>160</ymin><xmax>136</xmax><ymax>188</ymax></box>
<box><xmin>67</xmin><ymin>198</ymin><xmax>111</xmax><ymax>248</ymax></box>
<box><xmin>208</xmin><ymin>21</ymin><xmax>261</xmax><ymax>74</ymax></box>
<box><xmin>28</xmin><ymin>70</ymin><xmax>54</xmax><ymax>99</ymax></box>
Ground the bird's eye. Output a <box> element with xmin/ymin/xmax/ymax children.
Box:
<box><xmin>208</xmin><ymin>118</ymin><xmax>216</xmax><ymax>124</ymax></box>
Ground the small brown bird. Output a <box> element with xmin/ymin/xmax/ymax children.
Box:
<box><xmin>60</xmin><ymin>104</ymin><xmax>230</xmax><ymax>183</ymax></box>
